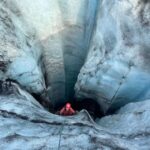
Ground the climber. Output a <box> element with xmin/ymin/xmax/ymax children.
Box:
<box><xmin>59</xmin><ymin>103</ymin><xmax>76</xmax><ymax>116</ymax></box>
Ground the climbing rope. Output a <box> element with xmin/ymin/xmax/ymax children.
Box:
<box><xmin>58</xmin><ymin>122</ymin><xmax>64</xmax><ymax>150</ymax></box>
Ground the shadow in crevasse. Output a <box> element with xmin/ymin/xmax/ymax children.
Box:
<box><xmin>54</xmin><ymin>98</ymin><xmax>104</xmax><ymax>120</ymax></box>
<box><xmin>29</xmin><ymin>88</ymin><xmax>107</xmax><ymax>123</ymax></box>
<box><xmin>0</xmin><ymin>80</ymin><xmax>104</xmax><ymax>120</ymax></box>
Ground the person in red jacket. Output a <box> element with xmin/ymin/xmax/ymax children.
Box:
<box><xmin>59</xmin><ymin>103</ymin><xmax>76</xmax><ymax>116</ymax></box>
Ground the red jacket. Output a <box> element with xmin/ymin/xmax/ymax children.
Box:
<box><xmin>59</xmin><ymin>103</ymin><xmax>75</xmax><ymax>116</ymax></box>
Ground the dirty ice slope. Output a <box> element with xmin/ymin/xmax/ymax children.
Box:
<box><xmin>0</xmin><ymin>83</ymin><xmax>150</xmax><ymax>149</ymax></box>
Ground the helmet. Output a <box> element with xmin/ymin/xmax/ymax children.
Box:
<box><xmin>66</xmin><ymin>103</ymin><xmax>71</xmax><ymax>109</ymax></box>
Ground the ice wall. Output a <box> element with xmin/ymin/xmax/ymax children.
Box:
<box><xmin>75</xmin><ymin>0</ymin><xmax>150</xmax><ymax>112</ymax></box>
<box><xmin>0</xmin><ymin>0</ymin><xmax>98</xmax><ymax>105</ymax></box>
